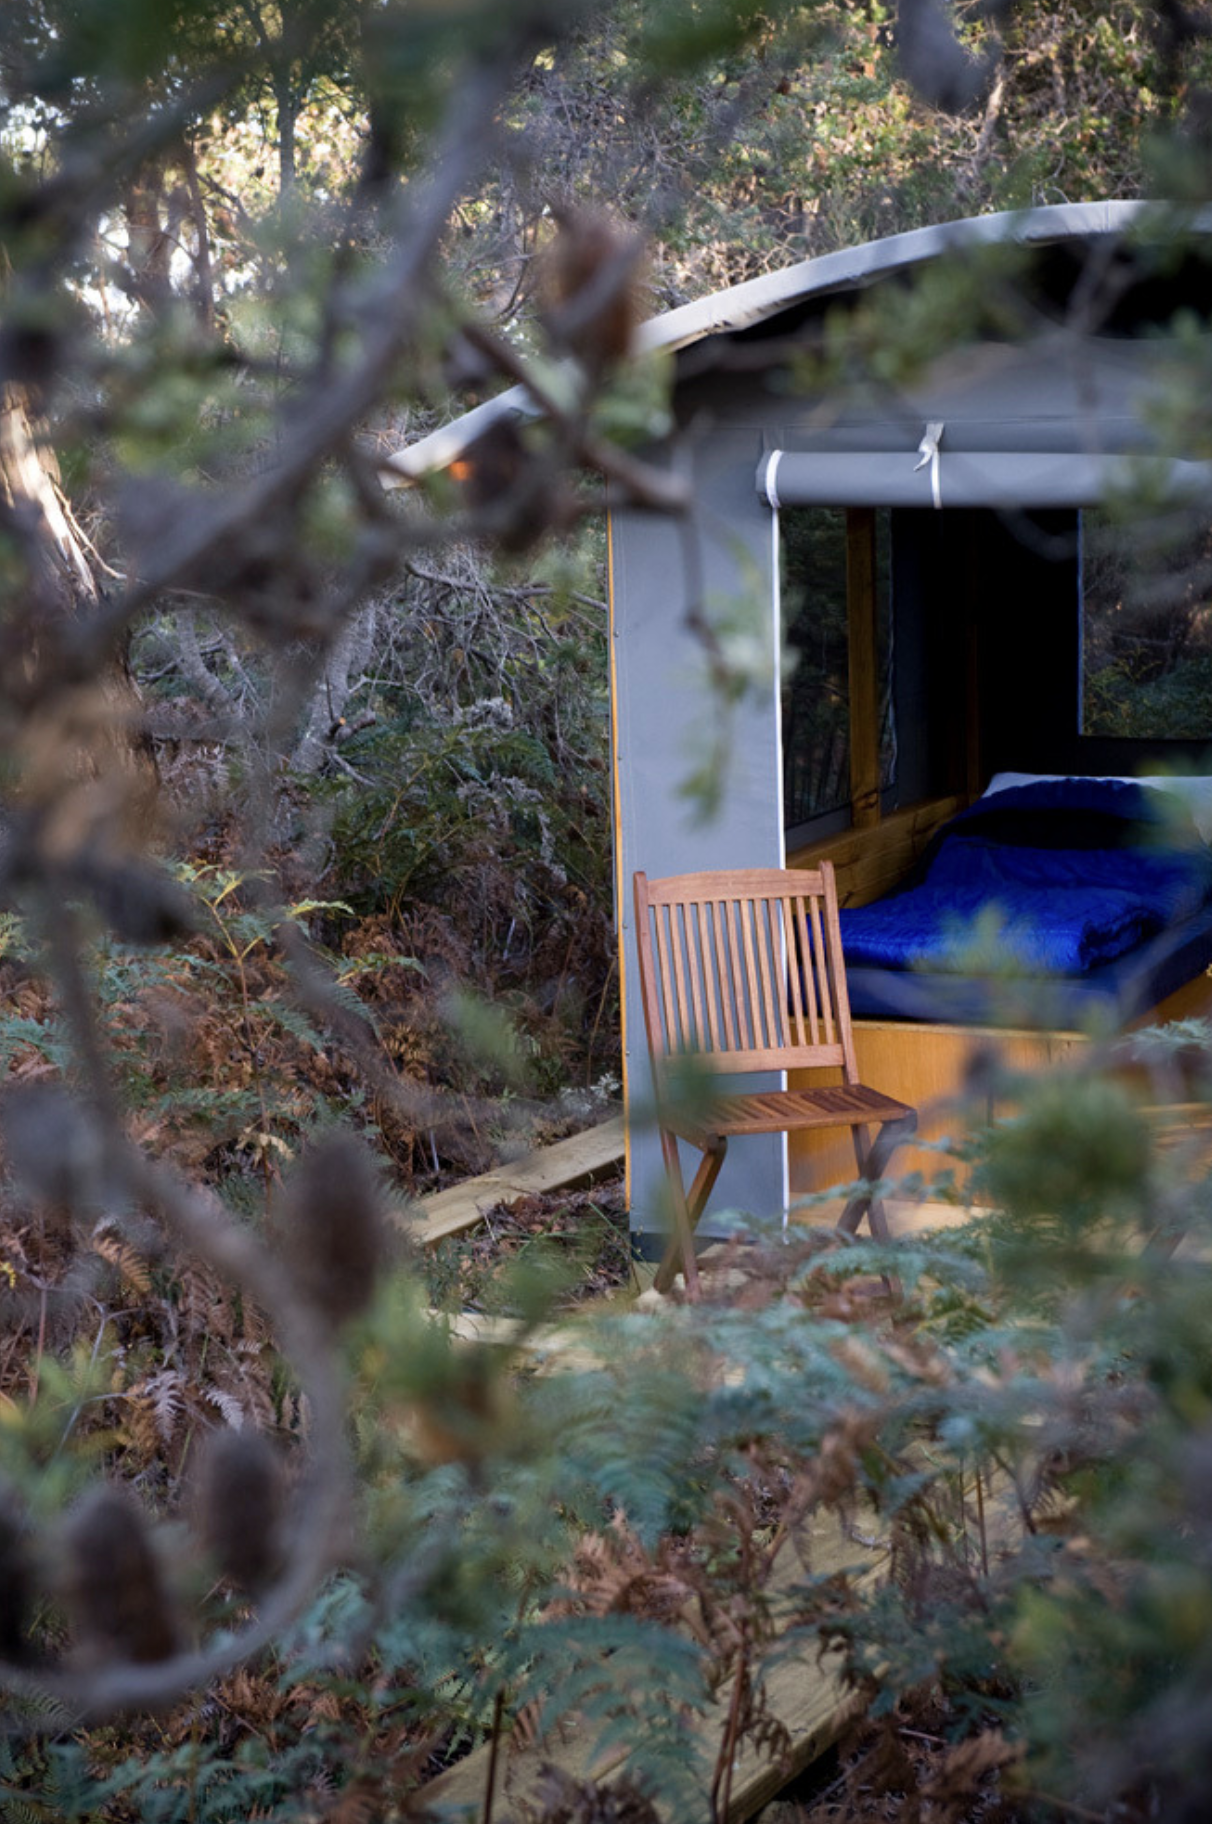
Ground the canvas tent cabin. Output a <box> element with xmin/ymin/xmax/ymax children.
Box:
<box><xmin>386</xmin><ymin>199</ymin><xmax>1212</xmax><ymax>1243</ymax></box>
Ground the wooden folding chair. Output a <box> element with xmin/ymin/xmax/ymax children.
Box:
<box><xmin>633</xmin><ymin>865</ymin><xmax>917</xmax><ymax>1294</ymax></box>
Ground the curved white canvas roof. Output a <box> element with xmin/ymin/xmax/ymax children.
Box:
<box><xmin>381</xmin><ymin>199</ymin><xmax>1161</xmax><ymax>487</ymax></box>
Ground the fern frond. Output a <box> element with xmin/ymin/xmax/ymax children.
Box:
<box><xmin>0</xmin><ymin>1016</ymin><xmax>75</xmax><ymax>1073</ymax></box>
<box><xmin>285</xmin><ymin>898</ymin><xmax>356</xmax><ymax>921</ymax></box>
<box><xmin>204</xmin><ymin>1386</ymin><xmax>246</xmax><ymax>1429</ymax></box>
<box><xmin>507</xmin><ymin>1611</ymin><xmax>709</xmax><ymax>1742</ymax></box>
<box><xmin>285</xmin><ymin>964</ymin><xmax>384</xmax><ymax>1040</ymax></box>
<box><xmin>136</xmin><ymin>1369</ymin><xmax>187</xmax><ymax>1446</ymax></box>
<box><xmin>259</xmin><ymin>997</ymin><xmax>328</xmax><ymax>1051</ymax></box>
<box><xmin>214</xmin><ymin>1344</ymin><xmax>277</xmax><ymax>1433</ymax></box>
<box><xmin>91</xmin><ymin>1221</ymin><xmax>153</xmax><ymax>1298</ymax></box>
<box><xmin>0</xmin><ymin>1789</ymin><xmax>41</xmax><ymax>1824</ymax></box>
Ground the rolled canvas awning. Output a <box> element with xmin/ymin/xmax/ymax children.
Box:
<box><xmin>759</xmin><ymin>438</ymin><xmax>1212</xmax><ymax>511</ymax></box>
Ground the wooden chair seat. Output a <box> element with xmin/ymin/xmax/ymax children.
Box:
<box><xmin>670</xmin><ymin>1084</ymin><xmax>914</xmax><ymax>1146</ymax></box>
<box><xmin>633</xmin><ymin>864</ymin><xmax>918</xmax><ymax>1293</ymax></box>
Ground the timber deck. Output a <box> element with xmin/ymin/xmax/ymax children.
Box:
<box><xmin>419</xmin><ymin>1511</ymin><xmax>884</xmax><ymax>1823</ymax></box>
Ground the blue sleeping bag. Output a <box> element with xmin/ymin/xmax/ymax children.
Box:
<box><xmin>839</xmin><ymin>779</ymin><xmax>1212</xmax><ymax>979</ymax></box>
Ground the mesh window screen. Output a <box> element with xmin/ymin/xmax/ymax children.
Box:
<box><xmin>781</xmin><ymin>508</ymin><xmax>895</xmax><ymax>835</ymax></box>
<box><xmin>1082</xmin><ymin>506</ymin><xmax>1212</xmax><ymax>739</ymax></box>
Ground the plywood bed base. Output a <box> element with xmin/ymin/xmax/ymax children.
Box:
<box><xmin>789</xmin><ymin>968</ymin><xmax>1212</xmax><ymax>1197</ymax></box>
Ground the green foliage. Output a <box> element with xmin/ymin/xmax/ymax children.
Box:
<box><xmin>1082</xmin><ymin>503</ymin><xmax>1212</xmax><ymax>740</ymax></box>
<box><xmin>1085</xmin><ymin>652</ymin><xmax>1212</xmax><ymax>738</ymax></box>
<box><xmin>980</xmin><ymin>1074</ymin><xmax>1152</xmax><ymax>1233</ymax></box>
<box><xmin>314</xmin><ymin>552</ymin><xmax>617</xmax><ymax>1094</ymax></box>
<box><xmin>0</xmin><ymin>867</ymin><xmax>383</xmax><ymax>1217</ymax></box>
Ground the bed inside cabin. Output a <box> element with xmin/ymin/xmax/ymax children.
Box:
<box><xmin>837</xmin><ymin>772</ymin><xmax>1212</xmax><ymax>1028</ymax></box>
<box><xmin>781</xmin><ymin>502</ymin><xmax>1212</xmax><ymax>1191</ymax></box>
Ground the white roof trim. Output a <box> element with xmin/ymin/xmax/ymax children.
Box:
<box><xmin>380</xmin><ymin>200</ymin><xmax>1160</xmax><ymax>487</ymax></box>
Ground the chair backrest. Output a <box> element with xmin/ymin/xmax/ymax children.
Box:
<box><xmin>632</xmin><ymin>865</ymin><xmax>860</xmax><ymax>1083</ymax></box>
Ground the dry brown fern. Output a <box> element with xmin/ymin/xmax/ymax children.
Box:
<box><xmin>92</xmin><ymin>1221</ymin><xmax>154</xmax><ymax>1299</ymax></box>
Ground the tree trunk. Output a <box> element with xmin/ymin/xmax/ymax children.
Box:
<box><xmin>291</xmin><ymin>602</ymin><xmax>378</xmax><ymax>772</ymax></box>
<box><xmin>0</xmin><ymin>381</ymin><xmax>159</xmax><ymax>837</ymax></box>
<box><xmin>277</xmin><ymin>73</ymin><xmax>299</xmax><ymax>193</ymax></box>
<box><xmin>0</xmin><ymin>381</ymin><xmax>99</xmax><ymax>610</ymax></box>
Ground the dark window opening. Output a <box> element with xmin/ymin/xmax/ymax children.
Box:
<box><xmin>780</xmin><ymin>506</ymin><xmax>895</xmax><ymax>837</ymax></box>
<box><xmin>1082</xmin><ymin>506</ymin><xmax>1212</xmax><ymax>739</ymax></box>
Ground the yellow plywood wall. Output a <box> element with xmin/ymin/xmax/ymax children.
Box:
<box><xmin>789</xmin><ymin>1021</ymin><xmax>1076</xmax><ymax>1196</ymax></box>
<box><xmin>790</xmin><ymin>970</ymin><xmax>1212</xmax><ymax>1199</ymax></box>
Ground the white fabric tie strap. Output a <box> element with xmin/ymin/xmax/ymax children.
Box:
<box><xmin>763</xmin><ymin>447</ymin><xmax>784</xmax><ymax>509</ymax></box>
<box><xmin>914</xmin><ymin>421</ymin><xmax>945</xmax><ymax>509</ymax></box>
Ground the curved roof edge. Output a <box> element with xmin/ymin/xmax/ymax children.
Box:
<box><xmin>380</xmin><ymin>199</ymin><xmax>1159</xmax><ymax>487</ymax></box>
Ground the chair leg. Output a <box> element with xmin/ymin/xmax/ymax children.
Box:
<box><xmin>653</xmin><ymin>1131</ymin><xmax>726</xmax><ymax>1296</ymax></box>
<box><xmin>837</xmin><ymin>1113</ymin><xmax>917</xmax><ymax>1238</ymax></box>
<box><xmin>685</xmin><ymin>1142</ymin><xmax>728</xmax><ymax>1229</ymax></box>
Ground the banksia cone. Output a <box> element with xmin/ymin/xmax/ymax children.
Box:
<box><xmin>0</xmin><ymin>1484</ymin><xmax>34</xmax><ymax>1664</ymax></box>
<box><xmin>2</xmin><ymin>1081</ymin><xmax>106</xmax><ymax>1213</ymax></box>
<box><xmin>407</xmin><ymin>1342</ymin><xmax>518</xmax><ymax>1468</ymax></box>
<box><xmin>539</xmin><ymin>205</ymin><xmax>644</xmax><ymax>371</ymax></box>
<box><xmin>454</xmin><ymin>419</ymin><xmax>529</xmax><ymax>512</ymax></box>
<box><xmin>193</xmin><ymin>1429</ymin><xmax>284</xmax><ymax>1593</ymax></box>
<box><xmin>278</xmin><ymin>1133</ymin><xmax>386</xmax><ymax>1328</ymax></box>
<box><xmin>61</xmin><ymin>1485</ymin><xmax>180</xmax><ymax>1666</ymax></box>
<box><xmin>452</xmin><ymin>420</ymin><xmax>575</xmax><ymax>554</ymax></box>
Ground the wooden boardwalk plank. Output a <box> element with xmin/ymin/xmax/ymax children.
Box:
<box><xmin>406</xmin><ymin>1114</ymin><xmax>626</xmax><ymax>1247</ymax></box>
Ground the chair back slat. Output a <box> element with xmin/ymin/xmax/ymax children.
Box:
<box><xmin>717</xmin><ymin>899</ymin><xmax>740</xmax><ymax>1052</ymax></box>
<box><xmin>822</xmin><ymin>864</ymin><xmax>860</xmax><ymax>1079</ymax></box>
<box><xmin>756</xmin><ymin>897</ymin><xmax>783</xmax><ymax>1051</ymax></box>
<box><xmin>807</xmin><ymin>893</ymin><xmax>836</xmax><ymax>1050</ymax></box>
<box><xmin>633</xmin><ymin>866</ymin><xmax>855</xmax><ymax>1077</ymax></box>
<box><xmin>697</xmin><ymin>900</ymin><xmax>722</xmax><ymax>1050</ymax></box>
<box><xmin>652</xmin><ymin>902</ymin><xmax>677</xmax><ymax>1053</ymax></box>
<box><xmin>783</xmin><ymin>894</ymin><xmax>808</xmax><ymax>1048</ymax></box>
<box><xmin>684</xmin><ymin>901</ymin><xmax>710</xmax><ymax>1050</ymax></box>
<box><xmin>736</xmin><ymin>893</ymin><xmax>763</xmax><ymax>1053</ymax></box>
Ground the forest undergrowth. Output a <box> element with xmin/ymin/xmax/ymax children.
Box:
<box><xmin>7</xmin><ymin>980</ymin><xmax>1212</xmax><ymax>1822</ymax></box>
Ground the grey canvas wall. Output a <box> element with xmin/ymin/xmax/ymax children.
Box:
<box><xmin>611</xmin><ymin>426</ymin><xmax>786</xmax><ymax>1243</ymax></box>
